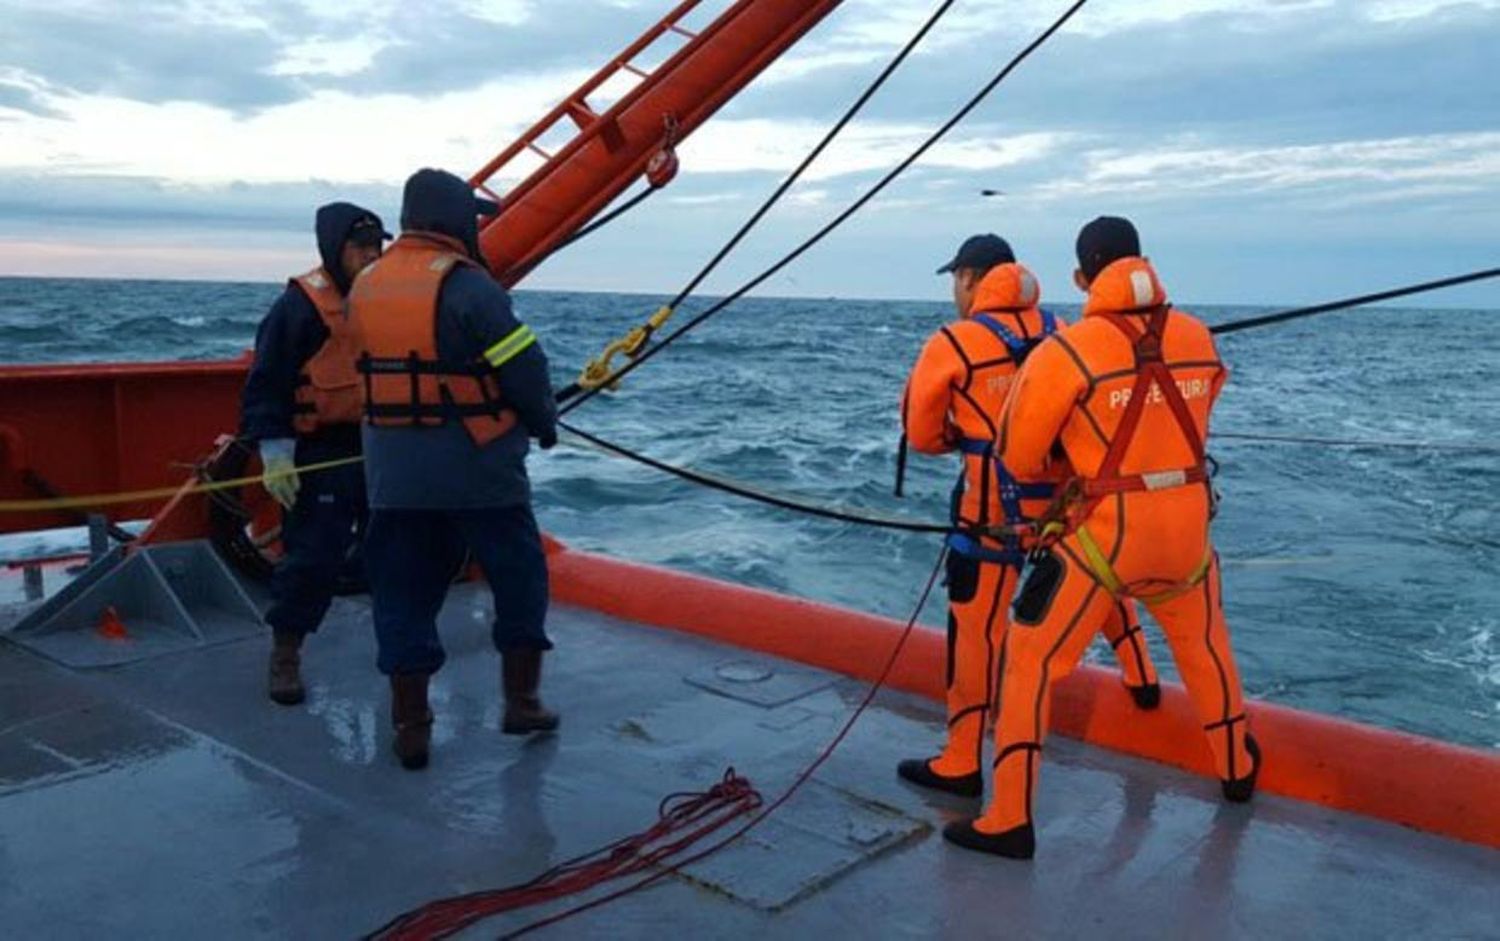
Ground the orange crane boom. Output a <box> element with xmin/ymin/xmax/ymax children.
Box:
<box><xmin>471</xmin><ymin>0</ymin><xmax>845</xmax><ymax>285</ymax></box>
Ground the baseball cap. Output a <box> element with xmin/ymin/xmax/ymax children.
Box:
<box><xmin>936</xmin><ymin>233</ymin><xmax>1016</xmax><ymax>275</ymax></box>
<box><xmin>1075</xmin><ymin>216</ymin><xmax>1141</xmax><ymax>281</ymax></box>
<box><xmin>348</xmin><ymin>213</ymin><xmax>393</xmax><ymax>247</ymax></box>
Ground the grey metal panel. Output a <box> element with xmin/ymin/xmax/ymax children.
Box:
<box><xmin>0</xmin><ymin>588</ymin><xmax>1495</xmax><ymax>940</ymax></box>
<box><xmin>4</xmin><ymin>540</ymin><xmax>263</xmax><ymax>667</ymax></box>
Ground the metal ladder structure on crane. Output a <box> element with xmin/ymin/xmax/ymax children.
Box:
<box><xmin>468</xmin><ymin>0</ymin><xmax>845</xmax><ymax>286</ymax></box>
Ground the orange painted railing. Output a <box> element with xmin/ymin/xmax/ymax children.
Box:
<box><xmin>547</xmin><ymin>540</ymin><xmax>1500</xmax><ymax>850</ymax></box>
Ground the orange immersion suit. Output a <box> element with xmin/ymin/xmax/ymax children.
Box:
<box><xmin>902</xmin><ymin>263</ymin><xmax>1159</xmax><ymax>781</ymax></box>
<box><xmin>977</xmin><ymin>256</ymin><xmax>1256</xmax><ymax>840</ymax></box>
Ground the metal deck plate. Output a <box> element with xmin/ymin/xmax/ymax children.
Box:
<box><xmin>677</xmin><ymin>779</ymin><xmax>928</xmax><ymax>911</ymax></box>
<box><xmin>684</xmin><ymin>656</ymin><xmax>834</xmax><ymax>707</ymax></box>
<box><xmin>1</xmin><ymin>587</ymin><xmax>1496</xmax><ymax>939</ymax></box>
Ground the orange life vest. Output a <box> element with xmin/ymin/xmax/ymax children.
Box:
<box><xmin>289</xmin><ymin>267</ymin><xmax>363</xmax><ymax>434</ymax></box>
<box><xmin>346</xmin><ymin>232</ymin><xmax>517</xmax><ymax>447</ymax></box>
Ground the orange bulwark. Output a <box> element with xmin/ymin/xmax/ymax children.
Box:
<box><xmin>975</xmin><ymin>256</ymin><xmax>1249</xmax><ymax>849</ymax></box>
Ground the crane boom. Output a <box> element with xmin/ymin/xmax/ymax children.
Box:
<box><xmin>470</xmin><ymin>0</ymin><xmax>845</xmax><ymax>285</ymax></box>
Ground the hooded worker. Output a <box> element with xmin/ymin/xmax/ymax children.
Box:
<box><xmin>944</xmin><ymin>216</ymin><xmax>1260</xmax><ymax>860</ymax></box>
<box><xmin>897</xmin><ymin>234</ymin><xmax>1160</xmax><ymax>799</ymax></box>
<box><xmin>241</xmin><ymin>201</ymin><xmax>390</xmax><ymax>706</ymax></box>
<box><xmin>347</xmin><ymin>167</ymin><xmax>559</xmax><ymax>771</ymax></box>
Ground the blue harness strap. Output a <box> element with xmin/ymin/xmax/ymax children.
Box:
<box><xmin>946</xmin><ymin>531</ymin><xmax>1028</xmax><ymax>566</ymax></box>
<box><xmin>971</xmin><ymin>308</ymin><xmax>1057</xmax><ymax>362</ymax></box>
<box><xmin>947</xmin><ymin>309</ymin><xmax>1062</xmax><ymax>566</ymax></box>
<box><xmin>970</xmin><ymin>309</ymin><xmax>1062</xmax><ymax>528</ymax></box>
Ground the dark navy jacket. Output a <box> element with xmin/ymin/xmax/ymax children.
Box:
<box><xmin>240</xmin><ymin>202</ymin><xmax>380</xmax><ymax>464</ymax></box>
<box><xmin>361</xmin><ymin>171</ymin><xmax>557</xmax><ymax>509</ymax></box>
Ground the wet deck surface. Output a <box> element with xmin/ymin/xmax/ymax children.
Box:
<box><xmin>2</xmin><ymin>584</ymin><xmax>1497</xmax><ymax>939</ymax></box>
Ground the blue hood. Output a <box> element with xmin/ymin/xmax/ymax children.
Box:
<box><xmin>399</xmin><ymin>168</ymin><xmax>499</xmax><ymax>264</ymax></box>
<box><xmin>315</xmin><ymin>201</ymin><xmax>387</xmax><ymax>295</ymax></box>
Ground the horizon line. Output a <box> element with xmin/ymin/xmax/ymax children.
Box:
<box><xmin>0</xmin><ymin>272</ymin><xmax>1494</xmax><ymax>314</ymax></box>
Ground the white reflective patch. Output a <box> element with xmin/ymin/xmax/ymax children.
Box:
<box><xmin>1019</xmin><ymin>271</ymin><xmax>1038</xmax><ymax>305</ymax></box>
<box><xmin>308</xmin><ymin>272</ymin><xmax>327</xmax><ymax>288</ymax></box>
<box><xmin>1141</xmin><ymin>470</ymin><xmax>1188</xmax><ymax>491</ymax></box>
<box><xmin>1130</xmin><ymin>270</ymin><xmax>1155</xmax><ymax>307</ymax></box>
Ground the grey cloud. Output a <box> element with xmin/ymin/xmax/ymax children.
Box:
<box><xmin>0</xmin><ymin>81</ymin><xmax>65</xmax><ymax>119</ymax></box>
<box><xmin>0</xmin><ymin>1</ymin><xmax>310</xmax><ymax>112</ymax></box>
<box><xmin>329</xmin><ymin>2</ymin><xmax>664</xmax><ymax>98</ymax></box>
<box><xmin>0</xmin><ymin>173</ymin><xmax>399</xmax><ymax>235</ymax></box>
<box><xmin>737</xmin><ymin>3</ymin><xmax>1497</xmax><ymax>145</ymax></box>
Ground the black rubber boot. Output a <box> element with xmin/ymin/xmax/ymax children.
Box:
<box><xmin>267</xmin><ymin>631</ymin><xmax>305</xmax><ymax>706</ymax></box>
<box><xmin>1222</xmin><ymin>734</ymin><xmax>1261</xmax><ymax>803</ymax></box>
<box><xmin>502</xmin><ymin>650</ymin><xmax>559</xmax><ymax>735</ymax></box>
<box><xmin>390</xmin><ymin>673</ymin><xmax>433</xmax><ymax>770</ymax></box>
<box><xmin>942</xmin><ymin>819</ymin><xmax>1036</xmax><ymax>859</ymax></box>
<box><xmin>897</xmin><ymin>758</ymin><xmax>983</xmax><ymax>798</ymax></box>
<box><xmin>1127</xmin><ymin>682</ymin><xmax>1162</xmax><ymax>710</ymax></box>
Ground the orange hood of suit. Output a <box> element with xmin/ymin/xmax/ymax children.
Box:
<box><xmin>902</xmin><ymin>262</ymin><xmax>1057</xmax><ymax>529</ymax></box>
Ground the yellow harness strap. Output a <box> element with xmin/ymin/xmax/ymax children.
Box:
<box><xmin>1074</xmin><ymin>525</ymin><xmax>1213</xmax><ymax>604</ymax></box>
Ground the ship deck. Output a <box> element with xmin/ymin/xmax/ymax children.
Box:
<box><xmin>2</xmin><ymin>582</ymin><xmax>1497</xmax><ymax>939</ymax></box>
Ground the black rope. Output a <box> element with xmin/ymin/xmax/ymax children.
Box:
<box><xmin>1213</xmin><ymin>431</ymin><xmax>1500</xmax><ymax>453</ymax></box>
<box><xmin>508</xmin><ymin>187</ymin><xmax>658</xmax><ymax>286</ymax></box>
<box><xmin>1210</xmin><ymin>267</ymin><xmax>1500</xmax><ymax>335</ymax></box>
<box><xmin>559</xmin><ymin>421</ymin><xmax>950</xmax><ymax>533</ymax></box>
<box><xmin>556</xmin><ymin>0</ymin><xmax>961</xmax><ymax>404</ymax></box>
<box><xmin>561</xmin><ymin>419</ymin><xmax>1497</xmax><ymax>537</ymax></box>
<box><xmin>558</xmin><ymin>0</ymin><xmax>1092</xmax><ymax>412</ymax></box>
<box><xmin>665</xmin><ymin>0</ymin><xmax>959</xmax><ymax>312</ymax></box>
<box><xmin>554</xmin><ymin>187</ymin><xmax>656</xmax><ymax>253</ymax></box>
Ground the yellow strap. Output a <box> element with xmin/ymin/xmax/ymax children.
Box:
<box><xmin>1074</xmin><ymin>524</ymin><xmax>1212</xmax><ymax>604</ymax></box>
<box><xmin>0</xmin><ymin>456</ymin><xmax>365</xmax><ymax>514</ymax></box>
<box><xmin>577</xmin><ymin>305</ymin><xmax>675</xmax><ymax>392</ymax></box>
<box><xmin>483</xmin><ymin>324</ymin><xmax>537</xmax><ymax>368</ymax></box>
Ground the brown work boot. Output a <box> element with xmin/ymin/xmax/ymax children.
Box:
<box><xmin>502</xmin><ymin>649</ymin><xmax>559</xmax><ymax>735</ymax></box>
<box><xmin>267</xmin><ymin>631</ymin><xmax>305</xmax><ymax>706</ymax></box>
<box><xmin>390</xmin><ymin>673</ymin><xmax>433</xmax><ymax>770</ymax></box>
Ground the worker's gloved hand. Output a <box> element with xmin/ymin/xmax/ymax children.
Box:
<box><xmin>259</xmin><ymin>438</ymin><xmax>300</xmax><ymax>509</ymax></box>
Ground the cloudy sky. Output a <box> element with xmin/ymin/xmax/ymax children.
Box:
<box><xmin>1</xmin><ymin>0</ymin><xmax>1496</xmax><ymax>306</ymax></box>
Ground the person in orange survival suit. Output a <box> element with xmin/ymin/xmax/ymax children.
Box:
<box><xmin>944</xmin><ymin>217</ymin><xmax>1262</xmax><ymax>860</ymax></box>
<box><xmin>897</xmin><ymin>234</ymin><xmax>1161</xmax><ymax>799</ymax></box>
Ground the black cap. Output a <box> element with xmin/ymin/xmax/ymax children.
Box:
<box><xmin>347</xmin><ymin>213</ymin><xmax>393</xmax><ymax>247</ymax></box>
<box><xmin>936</xmin><ymin>233</ymin><xmax>1015</xmax><ymax>275</ymax></box>
<box><xmin>1075</xmin><ymin>216</ymin><xmax>1140</xmax><ymax>281</ymax></box>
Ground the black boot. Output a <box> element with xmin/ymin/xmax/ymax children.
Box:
<box><xmin>897</xmin><ymin>758</ymin><xmax>983</xmax><ymax>798</ymax></box>
<box><xmin>1126</xmin><ymin>682</ymin><xmax>1162</xmax><ymax>710</ymax></box>
<box><xmin>942</xmin><ymin>819</ymin><xmax>1036</xmax><ymax>859</ymax></box>
<box><xmin>502</xmin><ymin>649</ymin><xmax>559</xmax><ymax>735</ymax></box>
<box><xmin>1222</xmin><ymin>734</ymin><xmax>1262</xmax><ymax>803</ymax></box>
<box><xmin>267</xmin><ymin>631</ymin><xmax>305</xmax><ymax>706</ymax></box>
<box><xmin>390</xmin><ymin>673</ymin><xmax>433</xmax><ymax>770</ymax></box>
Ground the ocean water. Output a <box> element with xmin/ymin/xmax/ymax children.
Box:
<box><xmin>2</xmin><ymin>275</ymin><xmax>1496</xmax><ymax>750</ymax></box>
